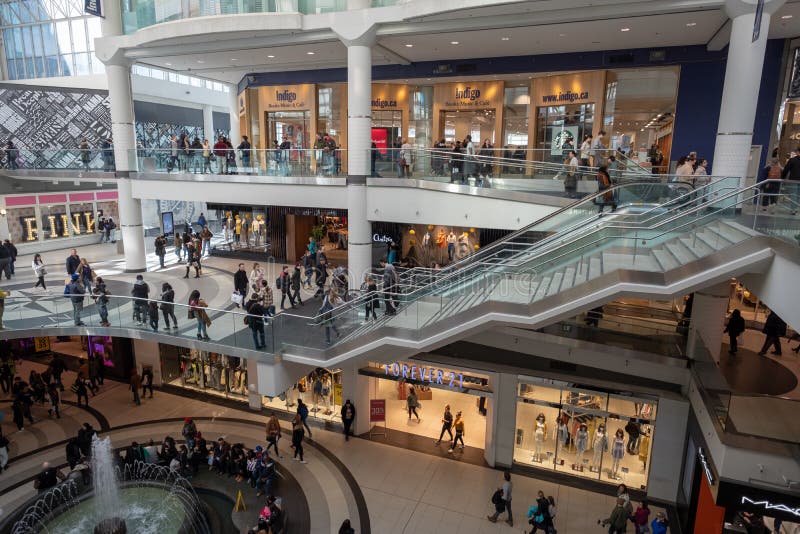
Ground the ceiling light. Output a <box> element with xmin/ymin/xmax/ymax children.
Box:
<box><xmin>165</xmin><ymin>62</ymin><xmax>172</xmax><ymax>66</ymax></box>
<box><xmin>501</xmin><ymin>37</ymin><xmax>510</xmax><ymax>41</ymax></box>
<box><xmin>782</xmin><ymin>14</ymin><xmax>793</xmax><ymax>19</ymax></box>
<box><xmin>267</xmin><ymin>55</ymin><xmax>275</xmax><ymax>58</ymax></box>
<box><xmin>640</xmin><ymin>129</ymin><xmax>645</xmax><ymax>132</ymax></box>
<box><xmin>620</xmin><ymin>28</ymin><xmax>631</xmax><ymax>32</ymax></box>
<box><xmin>307</xmin><ymin>51</ymin><xmax>315</xmax><ymax>55</ymax></box>
<box><xmin>405</xmin><ymin>44</ymin><xmax>413</xmax><ymax>48</ymax></box>
<box><xmin>686</xmin><ymin>22</ymin><xmax>697</xmax><ymax>27</ymax></box>
<box><xmin>231</xmin><ymin>58</ymin><xmax>238</xmax><ymax>61</ymax></box>
<box><xmin>559</xmin><ymin>33</ymin><xmax>566</xmax><ymax>37</ymax></box>
<box><xmin>196</xmin><ymin>60</ymin><xmax>204</xmax><ymax>63</ymax></box>
<box><xmin>450</xmin><ymin>41</ymin><xmax>459</xmax><ymax>45</ymax></box>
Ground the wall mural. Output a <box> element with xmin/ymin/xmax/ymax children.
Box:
<box><xmin>134</xmin><ymin>122</ymin><xmax>205</xmax><ymax>150</ymax></box>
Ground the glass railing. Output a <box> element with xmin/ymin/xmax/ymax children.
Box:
<box><xmin>122</xmin><ymin>0</ymin><xmax>348</xmax><ymax>33</ymax></box>
<box><xmin>1</xmin><ymin>180</ymin><xmax>796</xmax><ymax>360</ymax></box>
<box><xmin>690</xmin><ymin>334</ymin><xmax>800</xmax><ymax>445</ymax></box>
<box><xmin>0</xmin><ymin>148</ymin><xmax>112</xmax><ymax>172</ymax></box>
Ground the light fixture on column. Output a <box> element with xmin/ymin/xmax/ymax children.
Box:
<box><xmin>0</xmin><ymin>209</ymin><xmax>6</xmax><ymax>217</ymax></box>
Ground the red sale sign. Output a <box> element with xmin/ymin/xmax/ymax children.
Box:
<box><xmin>369</xmin><ymin>399</ymin><xmax>386</xmax><ymax>422</ymax></box>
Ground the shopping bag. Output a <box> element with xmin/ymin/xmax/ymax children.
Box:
<box><xmin>231</xmin><ymin>292</ymin><xmax>243</xmax><ymax>305</ymax></box>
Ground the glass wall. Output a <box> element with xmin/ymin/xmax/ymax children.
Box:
<box><xmin>0</xmin><ymin>0</ymin><xmax>104</xmax><ymax>79</ymax></box>
<box><xmin>503</xmin><ymin>85</ymin><xmax>529</xmax><ymax>148</ymax></box>
<box><xmin>262</xmin><ymin>367</ymin><xmax>342</xmax><ymax>423</ymax></box>
<box><xmin>515</xmin><ymin>379</ymin><xmax>657</xmax><ymax>490</ymax></box>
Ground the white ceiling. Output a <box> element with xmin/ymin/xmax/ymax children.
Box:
<box><xmin>136</xmin><ymin>2</ymin><xmax>800</xmax><ymax>85</ymax></box>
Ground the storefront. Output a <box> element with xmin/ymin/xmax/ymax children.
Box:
<box><xmin>514</xmin><ymin>377</ymin><xmax>658</xmax><ymax>491</ymax></box>
<box><xmin>261</xmin><ymin>367</ymin><xmax>343</xmax><ymax>423</ymax></box>
<box><xmin>240</xmin><ymin>66</ymin><xmax>680</xmax><ymax>169</ymax></box>
<box><xmin>0</xmin><ymin>190</ymin><xmax>119</xmax><ymax>253</ymax></box>
<box><xmin>159</xmin><ymin>344</ymin><xmax>250</xmax><ymax>401</ymax></box>
<box><xmin>359</xmin><ymin>360</ymin><xmax>491</xmax><ymax>449</ymax></box>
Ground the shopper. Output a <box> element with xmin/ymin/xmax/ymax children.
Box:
<box><xmin>201</xmin><ymin>226</ymin><xmax>213</xmax><ymax>256</ymax></box>
<box><xmin>233</xmin><ymin>263</ymin><xmax>248</xmax><ymax>307</ymax></box>
<box><xmin>291</xmin><ymin>263</ymin><xmax>304</xmax><ymax>306</ymax></box>
<box><xmin>435</xmin><ymin>404</ymin><xmax>453</xmax><ymax>445</ymax></box>
<box><xmin>341</xmin><ymin>399</ymin><xmax>356</xmax><ymax>440</ymax></box>
<box><xmin>758</xmin><ymin>310</ymin><xmax>786</xmax><ymax>356</ymax></box>
<box><xmin>92</xmin><ymin>276</ymin><xmax>110</xmax><ymax>327</ymax></box>
<box><xmin>601</xmin><ymin>498</ymin><xmax>631</xmax><ymax>534</ymax></box>
<box><xmin>265</xmin><ymin>413</ymin><xmax>282</xmax><ymax>457</ymax></box>
<box><xmin>278</xmin><ymin>265</ymin><xmax>295</xmax><ymax>309</ymax></box>
<box><xmin>181</xmin><ymin>417</ymin><xmax>197</xmax><ymax>450</ymax></box>
<box><xmin>297</xmin><ymin>399</ymin><xmax>312</xmax><ymax>438</ymax></box>
<box><xmin>74</xmin><ymin>376</ymin><xmax>89</xmax><ymax>407</ymax></box>
<box><xmin>245</xmin><ymin>294</ymin><xmax>267</xmax><ymax>350</ymax></box>
<box><xmin>650</xmin><ymin>512</ymin><xmax>669</xmax><ymax>534</ymax></box>
<box><xmin>148</xmin><ymin>300</ymin><xmax>159</xmax><ymax>332</ymax></box>
<box><xmin>487</xmin><ymin>471</ymin><xmax>513</xmax><ymax>526</ymax></box>
<box><xmin>362</xmin><ymin>275</ymin><xmax>379</xmax><ymax>323</ymax></box>
<box><xmin>319</xmin><ymin>289</ymin><xmax>341</xmax><ymax>345</ymax></box>
<box><xmin>160</xmin><ymin>282</ymin><xmax>178</xmax><ymax>330</ymax></box>
<box><xmin>406</xmin><ymin>387</ymin><xmax>420</xmax><ymax>422</ymax></box>
<box><xmin>65</xmin><ymin>248</ymin><xmax>80</xmax><ymax>276</ymax></box>
<box><xmin>380</xmin><ymin>258</ymin><xmax>399</xmax><ymax>315</ymax></box>
<box><xmin>67</xmin><ymin>273</ymin><xmax>86</xmax><ymax>326</ymax></box>
<box><xmin>154</xmin><ymin>234</ymin><xmax>167</xmax><ymax>269</ymax></box>
<box><xmin>723</xmin><ymin>309</ymin><xmax>746</xmax><ymax>355</ymax></box>
<box><xmin>303</xmin><ymin>250</ymin><xmax>315</xmax><ymax>289</ymax></box>
<box><xmin>78</xmin><ymin>258</ymin><xmax>93</xmax><ymax>289</ymax></box>
<box><xmin>34</xmin><ymin>462</ymin><xmax>65</xmax><ymax>492</ymax></box>
<box><xmin>131</xmin><ymin>274</ymin><xmax>149</xmax><ymax>325</ymax></box>
<box><xmin>32</xmin><ymin>254</ymin><xmax>47</xmax><ymax>291</ymax></box>
<box><xmin>188</xmin><ymin>290</ymin><xmax>210</xmax><ymax>340</ymax></box>
<box><xmin>141</xmin><ymin>367</ymin><xmax>154</xmax><ymax>398</ymax></box>
<box><xmin>633</xmin><ymin>500</ymin><xmax>651</xmax><ymax>534</ymax></box>
<box><xmin>47</xmin><ymin>383</ymin><xmax>61</xmax><ymax>419</ymax></box>
<box><xmin>448</xmin><ymin>411</ymin><xmax>464</xmax><ymax>453</ymax></box>
<box><xmin>291</xmin><ymin>413</ymin><xmax>306</xmax><ymax>463</ymax></box>
<box><xmin>130</xmin><ymin>369</ymin><xmax>142</xmax><ymax>406</ymax></box>
<box><xmin>174</xmin><ymin>233</ymin><xmax>183</xmax><ymax>262</ymax></box>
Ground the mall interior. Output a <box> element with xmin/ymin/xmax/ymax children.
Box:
<box><xmin>0</xmin><ymin>0</ymin><xmax>799</xmax><ymax>533</ymax></box>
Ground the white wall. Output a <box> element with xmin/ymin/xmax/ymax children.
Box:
<box><xmin>647</xmin><ymin>396</ymin><xmax>690</xmax><ymax>502</ymax></box>
<box><xmin>739</xmin><ymin>251</ymin><xmax>800</xmax><ymax>331</ymax></box>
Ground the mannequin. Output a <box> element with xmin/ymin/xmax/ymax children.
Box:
<box><xmin>422</xmin><ymin>231</ymin><xmax>431</xmax><ymax>247</ymax></box>
<box><xmin>556</xmin><ymin>415</ymin><xmax>569</xmax><ymax>451</ymax></box>
<box><xmin>446</xmin><ymin>231</ymin><xmax>457</xmax><ymax>261</ymax></box>
<box><xmin>532</xmin><ymin>413</ymin><xmax>547</xmax><ymax>462</ymax></box>
<box><xmin>224</xmin><ymin>213</ymin><xmax>233</xmax><ymax>241</ymax></box>
<box><xmin>611</xmin><ymin>428</ymin><xmax>625</xmax><ymax>478</ymax></box>
<box><xmin>234</xmin><ymin>215</ymin><xmax>242</xmax><ymax>244</ymax></box>
<box><xmin>575</xmin><ymin>423</ymin><xmax>589</xmax><ymax>468</ymax></box>
<box><xmin>591</xmin><ymin>423</ymin><xmax>608</xmax><ymax>470</ymax></box>
<box><xmin>252</xmin><ymin>216</ymin><xmax>263</xmax><ymax>246</ymax></box>
<box><xmin>241</xmin><ymin>215</ymin><xmax>250</xmax><ymax>246</ymax></box>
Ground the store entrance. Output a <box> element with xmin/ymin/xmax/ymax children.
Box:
<box><xmin>439</xmin><ymin>109</ymin><xmax>496</xmax><ymax>145</ymax></box>
<box><xmin>372</xmin><ymin>110</ymin><xmax>403</xmax><ymax>175</ymax></box>
<box><xmin>535</xmin><ymin>103</ymin><xmax>595</xmax><ymax>163</ymax></box>
<box><xmin>266</xmin><ymin>110</ymin><xmax>311</xmax><ymax>173</ymax></box>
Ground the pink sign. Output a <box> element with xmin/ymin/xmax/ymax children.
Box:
<box><xmin>369</xmin><ymin>399</ymin><xmax>386</xmax><ymax>422</ymax></box>
<box><xmin>4</xmin><ymin>195</ymin><xmax>37</xmax><ymax>207</ymax></box>
<box><xmin>69</xmin><ymin>193</ymin><xmax>94</xmax><ymax>202</ymax></box>
<box><xmin>95</xmin><ymin>191</ymin><xmax>118</xmax><ymax>200</ymax></box>
<box><xmin>38</xmin><ymin>194</ymin><xmax>67</xmax><ymax>204</ymax></box>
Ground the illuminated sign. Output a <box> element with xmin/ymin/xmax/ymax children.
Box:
<box><xmin>369</xmin><ymin>399</ymin><xmax>386</xmax><ymax>422</ymax></box>
<box><xmin>371</xmin><ymin>98</ymin><xmax>398</xmax><ymax>109</ymax></box>
<box><xmin>276</xmin><ymin>90</ymin><xmax>297</xmax><ymax>103</ymax></box>
<box><xmin>542</xmin><ymin>91</ymin><xmax>590</xmax><ymax>104</ymax></box>
<box><xmin>384</xmin><ymin>362</ymin><xmax>464</xmax><ymax>389</ymax></box>
<box><xmin>697</xmin><ymin>447</ymin><xmax>715</xmax><ymax>486</ymax></box>
<box><xmin>455</xmin><ymin>87</ymin><xmax>481</xmax><ymax>101</ymax></box>
<box><xmin>740</xmin><ymin>497</ymin><xmax>800</xmax><ymax>518</ymax></box>
<box><xmin>21</xmin><ymin>211</ymin><xmax>96</xmax><ymax>241</ymax></box>
<box><xmin>372</xmin><ymin>233</ymin><xmax>393</xmax><ymax>243</ymax></box>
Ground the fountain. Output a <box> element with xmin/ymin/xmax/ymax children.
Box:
<box><xmin>11</xmin><ymin>436</ymin><xmax>210</xmax><ymax>534</ymax></box>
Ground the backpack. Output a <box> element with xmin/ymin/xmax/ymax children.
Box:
<box><xmin>491</xmin><ymin>489</ymin><xmax>503</xmax><ymax>505</ymax></box>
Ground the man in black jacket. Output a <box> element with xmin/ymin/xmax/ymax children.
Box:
<box><xmin>233</xmin><ymin>263</ymin><xmax>248</xmax><ymax>307</ymax></box>
<box><xmin>758</xmin><ymin>311</ymin><xmax>787</xmax><ymax>356</ymax></box>
<box><xmin>131</xmin><ymin>274</ymin><xmax>149</xmax><ymax>325</ymax></box>
<box><xmin>65</xmin><ymin>249</ymin><xmax>81</xmax><ymax>276</ymax></box>
<box><xmin>0</xmin><ymin>242</ymin><xmax>10</xmax><ymax>280</ymax></box>
<box><xmin>3</xmin><ymin>240</ymin><xmax>16</xmax><ymax>277</ymax></box>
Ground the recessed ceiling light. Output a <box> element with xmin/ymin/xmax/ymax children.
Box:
<box><xmin>450</xmin><ymin>41</ymin><xmax>459</xmax><ymax>45</ymax></box>
<box><xmin>307</xmin><ymin>51</ymin><xmax>315</xmax><ymax>55</ymax></box>
<box><xmin>196</xmin><ymin>60</ymin><xmax>204</xmax><ymax>63</ymax></box>
<box><xmin>686</xmin><ymin>22</ymin><xmax>697</xmax><ymax>27</ymax></box>
<box><xmin>231</xmin><ymin>58</ymin><xmax>238</xmax><ymax>61</ymax></box>
<box><xmin>559</xmin><ymin>33</ymin><xmax>566</xmax><ymax>37</ymax></box>
<box><xmin>782</xmin><ymin>14</ymin><xmax>793</xmax><ymax>19</ymax></box>
<box><xmin>165</xmin><ymin>62</ymin><xmax>172</xmax><ymax>66</ymax></box>
<box><xmin>501</xmin><ymin>37</ymin><xmax>510</xmax><ymax>41</ymax></box>
<box><xmin>620</xmin><ymin>28</ymin><xmax>630</xmax><ymax>32</ymax></box>
<box><xmin>404</xmin><ymin>44</ymin><xmax>413</xmax><ymax>48</ymax></box>
<box><xmin>267</xmin><ymin>55</ymin><xmax>275</xmax><ymax>58</ymax></box>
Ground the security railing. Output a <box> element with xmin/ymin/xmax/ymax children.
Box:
<box><xmin>0</xmin><ymin>148</ymin><xmax>112</xmax><ymax>172</ymax></box>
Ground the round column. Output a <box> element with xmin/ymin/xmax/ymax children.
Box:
<box><xmin>713</xmin><ymin>0</ymin><xmax>785</xmax><ymax>193</ymax></box>
<box><xmin>202</xmin><ymin>104</ymin><xmax>214</xmax><ymax>142</ymax></box>
<box><xmin>347</xmin><ymin>43</ymin><xmax>374</xmax><ymax>284</ymax></box>
<box><xmin>228</xmin><ymin>86</ymin><xmax>241</xmax><ymax>143</ymax></box>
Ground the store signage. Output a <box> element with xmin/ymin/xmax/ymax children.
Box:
<box><xmin>333</xmin><ymin>383</ymin><xmax>342</xmax><ymax>406</ymax></box>
<box><xmin>276</xmin><ymin>90</ymin><xmax>297</xmax><ymax>103</ymax></box>
<box><xmin>34</xmin><ymin>337</ymin><xmax>51</xmax><ymax>352</ymax></box>
<box><xmin>740</xmin><ymin>497</ymin><xmax>800</xmax><ymax>518</ymax></box>
<box><xmin>372</xmin><ymin>233</ymin><xmax>393</xmax><ymax>243</ymax></box>
<box><xmin>697</xmin><ymin>447</ymin><xmax>715</xmax><ymax>486</ymax></box>
<box><xmin>84</xmin><ymin>0</ymin><xmax>103</xmax><ymax>17</ymax></box>
<box><xmin>384</xmin><ymin>362</ymin><xmax>464</xmax><ymax>389</ymax></box>
<box><xmin>261</xmin><ymin>84</ymin><xmax>312</xmax><ymax>110</ymax></box>
<box><xmin>371</xmin><ymin>98</ymin><xmax>398</xmax><ymax>109</ymax></box>
<box><xmin>542</xmin><ymin>90</ymin><xmax>590</xmax><ymax>104</ymax></box>
<box><xmin>369</xmin><ymin>399</ymin><xmax>386</xmax><ymax>422</ymax></box>
<box><xmin>21</xmin><ymin>211</ymin><xmax>96</xmax><ymax>241</ymax></box>
<box><xmin>435</xmin><ymin>82</ymin><xmax>502</xmax><ymax>110</ymax></box>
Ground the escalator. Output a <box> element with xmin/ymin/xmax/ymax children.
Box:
<box><xmin>271</xmin><ymin>178</ymin><xmax>800</xmax><ymax>364</ymax></box>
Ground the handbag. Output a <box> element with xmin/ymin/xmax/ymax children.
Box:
<box><xmin>231</xmin><ymin>292</ymin><xmax>243</xmax><ymax>305</ymax></box>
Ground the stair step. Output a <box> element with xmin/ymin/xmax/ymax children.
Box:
<box><xmin>533</xmin><ymin>276</ymin><xmax>552</xmax><ymax>302</ymax></box>
<box><xmin>679</xmin><ymin>235</ymin><xmax>714</xmax><ymax>258</ymax></box>
<box><xmin>694</xmin><ymin>229</ymin><xmax>729</xmax><ymax>251</ymax></box>
<box><xmin>489</xmin><ymin>276</ymin><xmax>533</xmax><ymax>304</ymax></box>
<box><xmin>652</xmin><ymin>247</ymin><xmax>679</xmax><ymax>271</ymax></box>
<box><xmin>602</xmin><ymin>252</ymin><xmax>659</xmax><ymax>272</ymax></box>
<box><xmin>708</xmin><ymin>221</ymin><xmax>749</xmax><ymax>244</ymax></box>
<box><xmin>588</xmin><ymin>255</ymin><xmax>603</xmax><ymax>280</ymax></box>
<box><xmin>574</xmin><ymin>259</ymin><xmax>590</xmax><ymax>285</ymax></box>
<box><xmin>664</xmin><ymin>239</ymin><xmax>697</xmax><ymax>265</ymax></box>
<box><xmin>560</xmin><ymin>266</ymin><xmax>577</xmax><ymax>290</ymax></box>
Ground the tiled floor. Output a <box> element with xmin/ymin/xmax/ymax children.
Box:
<box><xmin>0</xmin><ymin>358</ymin><xmax>670</xmax><ymax>534</ymax></box>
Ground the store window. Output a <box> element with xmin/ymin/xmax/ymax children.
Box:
<box><xmin>515</xmin><ymin>380</ymin><xmax>657</xmax><ymax>490</ymax></box>
<box><xmin>159</xmin><ymin>345</ymin><xmax>249</xmax><ymax>400</ymax></box>
<box><xmin>410</xmin><ymin>86</ymin><xmax>433</xmax><ymax>149</ymax></box>
<box><xmin>40</xmin><ymin>204</ymin><xmax>70</xmax><ymax>240</ymax></box>
<box><xmin>68</xmin><ymin>202</ymin><xmax>95</xmax><ymax>236</ymax></box>
<box><xmin>503</xmin><ymin>85</ymin><xmax>530</xmax><ymax>149</ymax></box>
<box><xmin>96</xmin><ymin>201</ymin><xmax>119</xmax><ymax>224</ymax></box>
<box><xmin>6</xmin><ymin>206</ymin><xmax>38</xmax><ymax>243</ymax></box>
<box><xmin>536</xmin><ymin>103</ymin><xmax>595</xmax><ymax>163</ymax></box>
<box><xmin>262</xmin><ymin>368</ymin><xmax>342</xmax><ymax>422</ymax></box>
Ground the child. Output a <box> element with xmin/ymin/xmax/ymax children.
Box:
<box><xmin>148</xmin><ymin>300</ymin><xmax>159</xmax><ymax>332</ymax></box>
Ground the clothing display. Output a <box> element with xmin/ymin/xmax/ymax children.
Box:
<box><xmin>422</xmin><ymin>232</ymin><xmax>431</xmax><ymax>247</ymax></box>
<box><xmin>575</xmin><ymin>426</ymin><xmax>589</xmax><ymax>465</ymax></box>
<box><xmin>532</xmin><ymin>416</ymin><xmax>547</xmax><ymax>461</ymax></box>
<box><xmin>556</xmin><ymin>422</ymin><xmax>569</xmax><ymax>448</ymax></box>
<box><xmin>611</xmin><ymin>434</ymin><xmax>625</xmax><ymax>478</ymax></box>
<box><xmin>591</xmin><ymin>429</ymin><xmax>608</xmax><ymax>468</ymax></box>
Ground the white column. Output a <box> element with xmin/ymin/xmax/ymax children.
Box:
<box><xmin>346</xmin><ymin>42</ymin><xmax>374</xmax><ymax>284</ymax></box>
<box><xmin>246</xmin><ymin>358</ymin><xmax>261</xmax><ymax>411</ymax></box>
<box><xmin>340</xmin><ymin>364</ymin><xmax>375</xmax><ymax>435</ymax></box>
<box><xmin>487</xmin><ymin>371</ymin><xmax>517</xmax><ymax>468</ymax></box>
<box><xmin>228</xmin><ymin>86</ymin><xmax>240</xmax><ymax>142</ymax></box>
<box><xmin>101</xmin><ymin>0</ymin><xmax>146</xmax><ymax>272</ymax></box>
<box><xmin>202</xmin><ymin>104</ymin><xmax>214</xmax><ymax>142</ymax></box>
<box><xmin>713</xmin><ymin>0</ymin><xmax>785</xmax><ymax>190</ymax></box>
<box><xmin>687</xmin><ymin>282</ymin><xmax>732</xmax><ymax>363</ymax></box>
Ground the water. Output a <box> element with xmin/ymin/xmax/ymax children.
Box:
<box><xmin>91</xmin><ymin>435</ymin><xmax>120</xmax><ymax>521</ymax></box>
